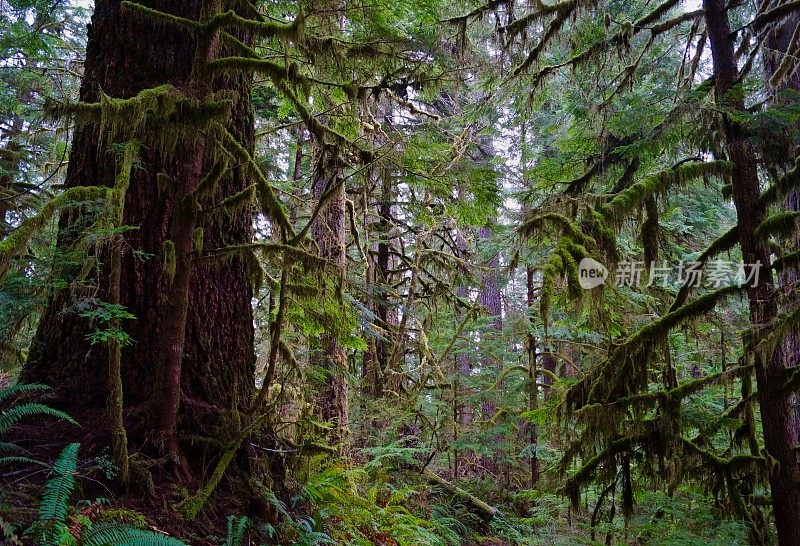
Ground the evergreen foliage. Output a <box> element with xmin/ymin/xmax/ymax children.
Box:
<box><xmin>2</xmin><ymin>0</ymin><xmax>800</xmax><ymax>543</ymax></box>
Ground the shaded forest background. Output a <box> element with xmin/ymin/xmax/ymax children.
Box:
<box><xmin>1</xmin><ymin>0</ymin><xmax>800</xmax><ymax>544</ymax></box>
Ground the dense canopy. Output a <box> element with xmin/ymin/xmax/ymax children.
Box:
<box><xmin>1</xmin><ymin>0</ymin><xmax>800</xmax><ymax>544</ymax></box>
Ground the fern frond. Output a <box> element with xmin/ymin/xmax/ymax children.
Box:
<box><xmin>0</xmin><ymin>403</ymin><xmax>77</xmax><ymax>436</ymax></box>
<box><xmin>0</xmin><ymin>383</ymin><xmax>50</xmax><ymax>404</ymax></box>
<box><xmin>38</xmin><ymin>443</ymin><xmax>79</xmax><ymax>524</ymax></box>
<box><xmin>224</xmin><ymin>515</ymin><xmax>249</xmax><ymax>546</ymax></box>
<box><xmin>0</xmin><ymin>456</ymin><xmax>49</xmax><ymax>468</ymax></box>
<box><xmin>0</xmin><ymin>441</ymin><xmax>25</xmax><ymax>453</ymax></box>
<box><xmin>82</xmin><ymin>523</ymin><xmax>189</xmax><ymax>546</ymax></box>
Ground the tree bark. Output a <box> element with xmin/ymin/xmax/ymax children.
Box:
<box><xmin>479</xmin><ymin>223</ymin><xmax>502</xmax><ymax>418</ymax></box>
<box><xmin>22</xmin><ymin>0</ymin><xmax>256</xmax><ymax>491</ymax></box>
<box><xmin>764</xmin><ymin>8</ymin><xmax>800</xmax><ymax>428</ymax></box>
<box><xmin>704</xmin><ymin>2</ymin><xmax>800</xmax><ymax>542</ymax></box>
<box><xmin>310</xmin><ymin>143</ymin><xmax>349</xmax><ymax>449</ymax></box>
<box><xmin>526</xmin><ymin>265</ymin><xmax>540</xmax><ymax>486</ymax></box>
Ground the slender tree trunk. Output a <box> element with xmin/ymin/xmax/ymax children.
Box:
<box><xmin>704</xmin><ymin>2</ymin><xmax>800</xmax><ymax>542</ymax></box>
<box><xmin>478</xmin><ymin>223</ymin><xmax>502</xmax><ymax>474</ymax></box>
<box><xmin>310</xmin><ymin>143</ymin><xmax>349</xmax><ymax>449</ymax></box>
<box><xmin>374</xmin><ymin>172</ymin><xmax>394</xmax><ymax>396</ymax></box>
<box><xmin>526</xmin><ymin>266</ymin><xmax>540</xmax><ymax>486</ymax></box>
<box><xmin>23</xmin><ymin>0</ymin><xmax>256</xmax><ymax>493</ymax></box>
<box><xmin>479</xmin><ymin>223</ymin><xmax>503</xmax><ymax>418</ymax></box>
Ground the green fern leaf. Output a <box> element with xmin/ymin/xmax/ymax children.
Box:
<box><xmin>224</xmin><ymin>515</ymin><xmax>249</xmax><ymax>546</ymax></box>
<box><xmin>0</xmin><ymin>383</ymin><xmax>50</xmax><ymax>404</ymax></box>
<box><xmin>0</xmin><ymin>456</ymin><xmax>50</xmax><ymax>468</ymax></box>
<box><xmin>38</xmin><ymin>443</ymin><xmax>79</xmax><ymax>524</ymax></box>
<box><xmin>82</xmin><ymin>523</ymin><xmax>189</xmax><ymax>546</ymax></box>
<box><xmin>0</xmin><ymin>403</ymin><xmax>78</xmax><ymax>436</ymax></box>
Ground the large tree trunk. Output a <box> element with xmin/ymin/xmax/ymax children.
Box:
<box><xmin>310</xmin><ymin>143</ymin><xmax>349</xmax><ymax>448</ymax></box>
<box><xmin>704</xmin><ymin>2</ymin><xmax>800</xmax><ymax>542</ymax></box>
<box><xmin>764</xmin><ymin>9</ymin><xmax>800</xmax><ymax>428</ymax></box>
<box><xmin>22</xmin><ymin>0</ymin><xmax>256</xmax><ymax>490</ymax></box>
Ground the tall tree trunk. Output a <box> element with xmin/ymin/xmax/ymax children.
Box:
<box><xmin>363</xmin><ymin>166</ymin><xmax>393</xmax><ymax>399</ymax></box>
<box><xmin>478</xmin><ymin>223</ymin><xmax>502</xmax><ymax>474</ymax></box>
<box><xmin>479</xmin><ymin>223</ymin><xmax>503</xmax><ymax>418</ymax></box>
<box><xmin>374</xmin><ymin>172</ymin><xmax>394</xmax><ymax>396</ymax></box>
<box><xmin>764</xmin><ymin>9</ymin><xmax>800</xmax><ymax>428</ymax></box>
<box><xmin>310</xmin><ymin>143</ymin><xmax>349</xmax><ymax>449</ymax></box>
<box><xmin>526</xmin><ymin>266</ymin><xmax>540</xmax><ymax>486</ymax></box>
<box><xmin>455</xmin><ymin>227</ymin><xmax>472</xmax><ymax>427</ymax></box>
<box><xmin>704</xmin><ymin>2</ymin><xmax>800</xmax><ymax>542</ymax></box>
<box><xmin>22</xmin><ymin>0</ymin><xmax>256</xmax><ymax>491</ymax></box>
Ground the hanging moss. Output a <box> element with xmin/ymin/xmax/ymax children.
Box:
<box><xmin>753</xmin><ymin>211</ymin><xmax>800</xmax><ymax>241</ymax></box>
<box><xmin>46</xmin><ymin>85</ymin><xmax>232</xmax><ymax>157</ymax></box>
<box><xmin>769</xmin><ymin>21</ymin><xmax>800</xmax><ymax>88</ymax></box>
<box><xmin>0</xmin><ymin>186</ymin><xmax>110</xmax><ymax>282</ymax></box>
<box><xmin>575</xmin><ymin>363</ymin><xmax>751</xmax><ymax>420</ymax></box>
<box><xmin>518</xmin><ymin>212</ymin><xmax>595</xmax><ymax>246</ymax></box>
<box><xmin>205</xmin><ymin>8</ymin><xmax>302</xmax><ymax>39</ymax></box>
<box><xmin>206</xmin><ymin>57</ymin><xmax>294</xmax><ymax>82</ymax></box>
<box><xmin>754</xmin><ymin>303</ymin><xmax>800</xmax><ymax>365</ymax></box>
<box><xmin>193</xmin><ymin>160</ymin><xmax>228</xmax><ymax>199</ymax></box>
<box><xmin>562</xmin><ymin>434</ymin><xmax>639</xmax><ymax>511</ymax></box>
<box><xmin>215</xmin><ymin>184</ymin><xmax>255</xmax><ymax>212</ymax></box>
<box><xmin>669</xmin><ymin>226</ymin><xmax>738</xmax><ymax>312</ymax></box>
<box><xmin>599</xmin><ymin>160</ymin><xmax>733</xmax><ymax>225</ymax></box>
<box><xmin>760</xmin><ymin>158</ymin><xmax>800</xmax><ymax>207</ymax></box>
<box><xmin>217</xmin><ymin>126</ymin><xmax>294</xmax><ymax>237</ymax></box>
<box><xmin>568</xmin><ymin>284</ymin><xmax>744</xmax><ymax>410</ymax></box>
<box><xmin>772</xmin><ymin>249</ymin><xmax>800</xmax><ymax>272</ymax></box>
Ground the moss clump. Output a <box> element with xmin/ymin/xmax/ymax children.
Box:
<box><xmin>97</xmin><ymin>508</ymin><xmax>148</xmax><ymax>529</ymax></box>
<box><xmin>46</xmin><ymin>85</ymin><xmax>233</xmax><ymax>158</ymax></box>
<box><xmin>754</xmin><ymin>211</ymin><xmax>800</xmax><ymax>241</ymax></box>
<box><xmin>163</xmin><ymin>239</ymin><xmax>176</xmax><ymax>284</ymax></box>
<box><xmin>193</xmin><ymin>228</ymin><xmax>204</xmax><ymax>254</ymax></box>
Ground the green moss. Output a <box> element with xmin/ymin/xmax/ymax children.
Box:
<box><xmin>518</xmin><ymin>212</ymin><xmax>595</xmax><ymax>247</ymax></box>
<box><xmin>163</xmin><ymin>239</ymin><xmax>176</xmax><ymax>284</ymax></box>
<box><xmin>97</xmin><ymin>508</ymin><xmax>148</xmax><ymax>528</ymax></box>
<box><xmin>217</xmin><ymin>127</ymin><xmax>294</xmax><ymax>237</ymax></box>
<box><xmin>47</xmin><ymin>85</ymin><xmax>232</xmax><ymax>156</ymax></box>
<box><xmin>193</xmin><ymin>228</ymin><xmax>204</xmax><ymax>254</ymax></box>
<box><xmin>669</xmin><ymin>226</ymin><xmax>739</xmax><ymax>312</ymax></box>
<box><xmin>0</xmin><ymin>186</ymin><xmax>110</xmax><ymax>282</ymax></box>
<box><xmin>754</xmin><ymin>211</ymin><xmax>800</xmax><ymax>241</ymax></box>
<box><xmin>600</xmin><ymin>160</ymin><xmax>733</xmax><ymax>225</ymax></box>
<box><xmin>180</xmin><ymin>448</ymin><xmax>235</xmax><ymax>520</ymax></box>
<box><xmin>769</xmin><ymin>22</ymin><xmax>800</xmax><ymax>88</ymax></box>
<box><xmin>760</xmin><ymin>158</ymin><xmax>800</xmax><ymax>207</ymax></box>
<box><xmin>193</xmin><ymin>160</ymin><xmax>227</xmax><ymax>199</ymax></box>
<box><xmin>217</xmin><ymin>184</ymin><xmax>255</xmax><ymax>212</ymax></box>
<box><xmin>570</xmin><ymin>284</ymin><xmax>744</xmax><ymax>410</ymax></box>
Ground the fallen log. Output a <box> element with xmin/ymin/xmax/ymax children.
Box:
<box><xmin>422</xmin><ymin>468</ymin><xmax>499</xmax><ymax>520</ymax></box>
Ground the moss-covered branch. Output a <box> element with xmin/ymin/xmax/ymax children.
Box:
<box><xmin>0</xmin><ymin>186</ymin><xmax>110</xmax><ymax>282</ymax></box>
<box><xmin>598</xmin><ymin>160</ymin><xmax>732</xmax><ymax>225</ymax></box>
